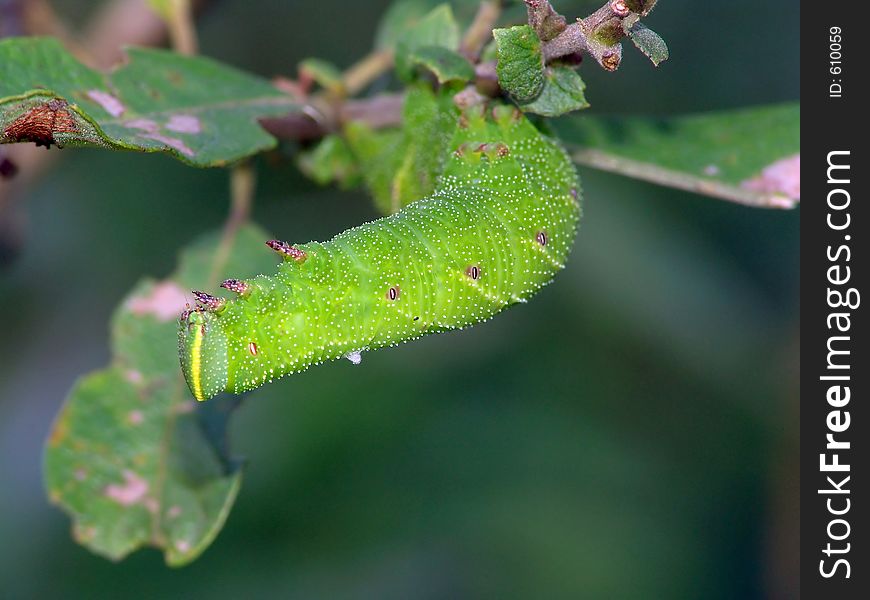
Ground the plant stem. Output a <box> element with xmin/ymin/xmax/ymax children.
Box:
<box><xmin>208</xmin><ymin>161</ymin><xmax>256</xmax><ymax>286</ymax></box>
<box><xmin>342</xmin><ymin>49</ymin><xmax>394</xmax><ymax>96</ymax></box>
<box><xmin>260</xmin><ymin>92</ymin><xmax>406</xmax><ymax>141</ymax></box>
<box><xmin>571</xmin><ymin>148</ymin><xmax>799</xmax><ymax>209</ymax></box>
<box><xmin>461</xmin><ymin>0</ymin><xmax>503</xmax><ymax>59</ymax></box>
<box><xmin>165</xmin><ymin>0</ymin><xmax>198</xmax><ymax>56</ymax></box>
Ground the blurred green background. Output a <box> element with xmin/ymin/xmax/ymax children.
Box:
<box><xmin>0</xmin><ymin>0</ymin><xmax>798</xmax><ymax>598</ymax></box>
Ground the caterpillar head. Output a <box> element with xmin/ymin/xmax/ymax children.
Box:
<box><xmin>178</xmin><ymin>308</ymin><xmax>230</xmax><ymax>401</ymax></box>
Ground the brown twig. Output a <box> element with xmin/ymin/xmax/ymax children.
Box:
<box><xmin>528</xmin><ymin>0</ymin><xmax>643</xmax><ymax>71</ymax></box>
<box><xmin>259</xmin><ymin>93</ymin><xmax>405</xmax><ymax>142</ymax></box>
<box><xmin>15</xmin><ymin>0</ymin><xmax>86</xmax><ymax>57</ymax></box>
<box><xmin>524</xmin><ymin>0</ymin><xmax>566</xmax><ymax>41</ymax></box>
<box><xmin>461</xmin><ymin>0</ymin><xmax>503</xmax><ymax>60</ymax></box>
<box><xmin>341</xmin><ymin>49</ymin><xmax>394</xmax><ymax>97</ymax></box>
<box><xmin>80</xmin><ymin>0</ymin><xmax>173</xmax><ymax>68</ymax></box>
<box><xmin>164</xmin><ymin>0</ymin><xmax>198</xmax><ymax>56</ymax></box>
<box><xmin>208</xmin><ymin>162</ymin><xmax>256</xmax><ymax>286</ymax></box>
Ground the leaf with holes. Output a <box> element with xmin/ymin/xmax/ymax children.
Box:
<box><xmin>0</xmin><ymin>37</ymin><xmax>300</xmax><ymax>167</ymax></box>
<box><xmin>44</xmin><ymin>224</ymin><xmax>277</xmax><ymax>566</ymax></box>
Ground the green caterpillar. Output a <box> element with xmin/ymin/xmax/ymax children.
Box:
<box><xmin>179</xmin><ymin>100</ymin><xmax>581</xmax><ymax>400</ymax></box>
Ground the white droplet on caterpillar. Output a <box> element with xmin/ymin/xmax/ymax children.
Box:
<box><xmin>345</xmin><ymin>350</ymin><xmax>363</xmax><ymax>365</ymax></box>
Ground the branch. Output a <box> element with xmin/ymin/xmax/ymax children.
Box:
<box><xmin>208</xmin><ymin>161</ymin><xmax>256</xmax><ymax>285</ymax></box>
<box><xmin>342</xmin><ymin>49</ymin><xmax>395</xmax><ymax>97</ymax></box>
<box><xmin>527</xmin><ymin>0</ymin><xmax>649</xmax><ymax>71</ymax></box>
<box><xmin>164</xmin><ymin>0</ymin><xmax>199</xmax><ymax>56</ymax></box>
<box><xmin>461</xmin><ymin>0</ymin><xmax>503</xmax><ymax>60</ymax></box>
<box><xmin>542</xmin><ymin>21</ymin><xmax>622</xmax><ymax>71</ymax></box>
<box><xmin>259</xmin><ymin>93</ymin><xmax>405</xmax><ymax>142</ymax></box>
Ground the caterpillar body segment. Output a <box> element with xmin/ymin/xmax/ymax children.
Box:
<box><xmin>179</xmin><ymin>102</ymin><xmax>581</xmax><ymax>400</ymax></box>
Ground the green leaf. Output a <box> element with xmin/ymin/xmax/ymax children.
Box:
<box><xmin>297</xmin><ymin>133</ymin><xmax>362</xmax><ymax>188</ymax></box>
<box><xmin>494</xmin><ymin>25</ymin><xmax>545</xmax><ymax>104</ymax></box>
<box><xmin>1</xmin><ymin>37</ymin><xmax>300</xmax><ymax>167</ymax></box>
<box><xmin>375</xmin><ymin>0</ymin><xmax>436</xmax><ymax>50</ymax></box>
<box><xmin>627</xmin><ymin>23</ymin><xmax>669</xmax><ymax>66</ymax></box>
<box><xmin>375</xmin><ymin>0</ymin><xmax>478</xmax><ymax>50</ymax></box>
<box><xmin>555</xmin><ymin>103</ymin><xmax>800</xmax><ymax>206</ymax></box>
<box><xmin>344</xmin><ymin>86</ymin><xmax>458</xmax><ymax>214</ymax></box>
<box><xmin>44</xmin><ymin>224</ymin><xmax>278</xmax><ymax>566</ymax></box>
<box><xmin>521</xmin><ymin>66</ymin><xmax>589</xmax><ymax>117</ymax></box>
<box><xmin>393</xmin><ymin>5</ymin><xmax>461</xmax><ymax>82</ymax></box>
<box><xmin>407</xmin><ymin>46</ymin><xmax>475</xmax><ymax>84</ymax></box>
<box><xmin>299</xmin><ymin>58</ymin><xmax>345</xmax><ymax>94</ymax></box>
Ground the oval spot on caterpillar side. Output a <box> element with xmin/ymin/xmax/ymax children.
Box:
<box><xmin>465</xmin><ymin>265</ymin><xmax>481</xmax><ymax>280</ymax></box>
<box><xmin>248</xmin><ymin>342</ymin><xmax>258</xmax><ymax>356</ymax></box>
<box><xmin>386</xmin><ymin>286</ymin><xmax>400</xmax><ymax>301</ymax></box>
<box><xmin>536</xmin><ymin>231</ymin><xmax>548</xmax><ymax>246</ymax></box>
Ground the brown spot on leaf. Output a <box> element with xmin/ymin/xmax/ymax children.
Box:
<box><xmin>166</xmin><ymin>115</ymin><xmax>201</xmax><ymax>134</ymax></box>
<box><xmin>142</xmin><ymin>133</ymin><xmax>195</xmax><ymax>157</ymax></box>
<box><xmin>3</xmin><ymin>98</ymin><xmax>77</xmax><ymax>148</ymax></box>
<box><xmin>175</xmin><ymin>401</ymin><xmax>197</xmax><ymax>415</ymax></box>
<box><xmin>124</xmin><ymin>118</ymin><xmax>158</xmax><ymax>132</ymax></box>
<box><xmin>73</xmin><ymin>523</ymin><xmax>97</xmax><ymax>542</ymax></box>
<box><xmin>127</xmin><ymin>281</ymin><xmax>188</xmax><ymax>322</ymax></box>
<box><xmin>125</xmin><ymin>369</ymin><xmax>144</xmax><ymax>384</ymax></box>
<box><xmin>742</xmin><ymin>153</ymin><xmax>800</xmax><ymax>201</ymax></box>
<box><xmin>122</xmin><ymin>118</ymin><xmax>195</xmax><ymax>156</ymax></box>
<box><xmin>86</xmin><ymin>90</ymin><xmax>125</xmax><ymax>117</ymax></box>
<box><xmin>703</xmin><ymin>164</ymin><xmax>721</xmax><ymax>176</ymax></box>
<box><xmin>48</xmin><ymin>406</ymin><xmax>71</xmax><ymax>447</ymax></box>
<box><xmin>104</xmin><ymin>470</ymin><xmax>149</xmax><ymax>506</ymax></box>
